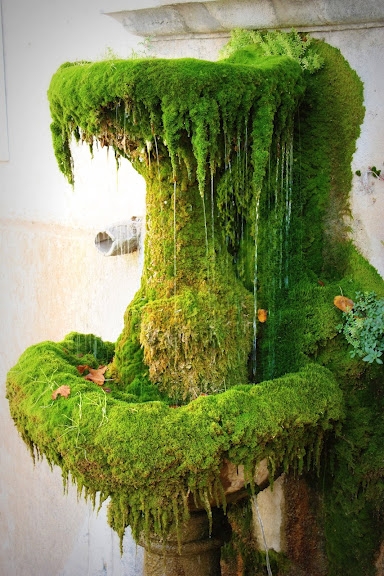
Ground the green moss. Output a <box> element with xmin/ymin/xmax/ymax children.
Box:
<box><xmin>5</xmin><ymin>29</ymin><xmax>384</xmax><ymax>574</ymax></box>
<box><xmin>291</xmin><ymin>41</ymin><xmax>365</xmax><ymax>280</ymax></box>
<box><xmin>219</xmin><ymin>29</ymin><xmax>324</xmax><ymax>74</ymax></box>
<box><xmin>6</xmin><ymin>335</ymin><xmax>342</xmax><ymax>547</ymax></box>
<box><xmin>48</xmin><ymin>45</ymin><xmax>306</xmax><ymax>400</ymax></box>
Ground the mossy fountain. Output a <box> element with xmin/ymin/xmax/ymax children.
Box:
<box><xmin>6</xmin><ymin>31</ymin><xmax>384</xmax><ymax>575</ymax></box>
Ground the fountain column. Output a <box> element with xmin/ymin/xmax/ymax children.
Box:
<box><xmin>141</xmin><ymin>509</ymin><xmax>229</xmax><ymax>576</ymax></box>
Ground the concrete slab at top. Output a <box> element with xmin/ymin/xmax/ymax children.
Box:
<box><xmin>106</xmin><ymin>0</ymin><xmax>384</xmax><ymax>39</ymax></box>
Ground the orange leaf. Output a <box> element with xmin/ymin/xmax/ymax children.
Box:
<box><xmin>76</xmin><ymin>364</ymin><xmax>89</xmax><ymax>374</ymax></box>
<box><xmin>52</xmin><ymin>385</ymin><xmax>71</xmax><ymax>400</ymax></box>
<box><xmin>334</xmin><ymin>295</ymin><xmax>354</xmax><ymax>312</ymax></box>
<box><xmin>258</xmin><ymin>309</ymin><xmax>268</xmax><ymax>323</ymax></box>
<box><xmin>84</xmin><ymin>365</ymin><xmax>107</xmax><ymax>386</ymax></box>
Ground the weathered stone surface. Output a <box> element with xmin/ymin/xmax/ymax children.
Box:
<box><xmin>141</xmin><ymin>510</ymin><xmax>228</xmax><ymax>576</ymax></box>
<box><xmin>107</xmin><ymin>0</ymin><xmax>384</xmax><ymax>38</ymax></box>
<box><xmin>219</xmin><ymin>458</ymin><xmax>270</xmax><ymax>498</ymax></box>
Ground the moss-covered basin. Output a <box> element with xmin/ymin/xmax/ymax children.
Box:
<box><xmin>6</xmin><ymin>332</ymin><xmax>342</xmax><ymax>544</ymax></box>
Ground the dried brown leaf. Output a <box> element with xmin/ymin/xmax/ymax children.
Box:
<box><xmin>76</xmin><ymin>364</ymin><xmax>89</xmax><ymax>374</ymax></box>
<box><xmin>52</xmin><ymin>385</ymin><xmax>71</xmax><ymax>400</ymax></box>
<box><xmin>83</xmin><ymin>365</ymin><xmax>107</xmax><ymax>386</ymax></box>
<box><xmin>334</xmin><ymin>295</ymin><xmax>354</xmax><ymax>312</ymax></box>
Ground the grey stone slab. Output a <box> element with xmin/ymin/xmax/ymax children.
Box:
<box><xmin>106</xmin><ymin>0</ymin><xmax>384</xmax><ymax>39</ymax></box>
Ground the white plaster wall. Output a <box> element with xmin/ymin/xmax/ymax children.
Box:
<box><xmin>0</xmin><ymin>0</ymin><xmax>147</xmax><ymax>226</ymax></box>
<box><xmin>0</xmin><ymin>219</ymin><xmax>145</xmax><ymax>576</ymax></box>
<box><xmin>0</xmin><ymin>0</ymin><xmax>147</xmax><ymax>574</ymax></box>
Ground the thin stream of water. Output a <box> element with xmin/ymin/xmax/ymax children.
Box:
<box><xmin>265</xmin><ymin>137</ymin><xmax>293</xmax><ymax>379</ymax></box>
<box><xmin>153</xmin><ymin>134</ymin><xmax>168</xmax><ymax>271</ymax></box>
<box><xmin>252</xmin><ymin>496</ymin><xmax>273</xmax><ymax>576</ymax></box>
<box><xmin>284</xmin><ymin>139</ymin><xmax>293</xmax><ymax>289</ymax></box>
<box><xmin>279</xmin><ymin>146</ymin><xmax>284</xmax><ymax>290</ymax></box>
<box><xmin>252</xmin><ymin>191</ymin><xmax>261</xmax><ymax>379</ymax></box>
<box><xmin>173</xmin><ymin>179</ymin><xmax>177</xmax><ymax>299</ymax></box>
<box><xmin>154</xmin><ymin>134</ymin><xmax>160</xmax><ymax>179</ymax></box>
<box><xmin>211</xmin><ymin>172</ymin><xmax>215</xmax><ymax>260</ymax></box>
<box><xmin>201</xmin><ymin>192</ymin><xmax>210</xmax><ymax>283</ymax></box>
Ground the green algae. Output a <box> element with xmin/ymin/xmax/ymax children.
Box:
<box><xmin>5</xmin><ymin>30</ymin><xmax>384</xmax><ymax>574</ymax></box>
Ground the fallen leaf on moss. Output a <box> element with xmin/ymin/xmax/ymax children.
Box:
<box><xmin>52</xmin><ymin>385</ymin><xmax>71</xmax><ymax>400</ymax></box>
<box><xmin>84</xmin><ymin>366</ymin><xmax>108</xmax><ymax>386</ymax></box>
<box><xmin>334</xmin><ymin>295</ymin><xmax>354</xmax><ymax>312</ymax></box>
<box><xmin>258</xmin><ymin>309</ymin><xmax>268</xmax><ymax>323</ymax></box>
<box><xmin>76</xmin><ymin>364</ymin><xmax>89</xmax><ymax>374</ymax></box>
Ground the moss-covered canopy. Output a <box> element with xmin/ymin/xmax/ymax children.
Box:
<box><xmin>48</xmin><ymin>47</ymin><xmax>304</xmax><ymax>192</ymax></box>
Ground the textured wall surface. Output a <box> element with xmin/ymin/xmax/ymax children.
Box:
<box><xmin>0</xmin><ymin>219</ymin><xmax>145</xmax><ymax>575</ymax></box>
<box><xmin>108</xmin><ymin>0</ymin><xmax>384</xmax><ymax>38</ymax></box>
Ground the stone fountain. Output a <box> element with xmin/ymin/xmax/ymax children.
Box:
<box><xmin>6</xmin><ymin>30</ymin><xmax>384</xmax><ymax>575</ymax></box>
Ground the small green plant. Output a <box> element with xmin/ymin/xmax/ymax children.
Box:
<box><xmin>338</xmin><ymin>291</ymin><xmax>384</xmax><ymax>364</ymax></box>
<box><xmin>370</xmin><ymin>166</ymin><xmax>382</xmax><ymax>178</ymax></box>
<box><xmin>128</xmin><ymin>36</ymin><xmax>153</xmax><ymax>60</ymax></box>
<box><xmin>101</xmin><ymin>46</ymin><xmax>120</xmax><ymax>60</ymax></box>
<box><xmin>355</xmin><ymin>166</ymin><xmax>382</xmax><ymax>179</ymax></box>
<box><xmin>355</xmin><ymin>166</ymin><xmax>384</xmax><ymax>194</ymax></box>
<box><xmin>219</xmin><ymin>28</ymin><xmax>324</xmax><ymax>73</ymax></box>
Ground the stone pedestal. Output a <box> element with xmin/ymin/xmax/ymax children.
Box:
<box><xmin>142</xmin><ymin>509</ymin><xmax>229</xmax><ymax>576</ymax></box>
<box><xmin>140</xmin><ymin>460</ymin><xmax>272</xmax><ymax>575</ymax></box>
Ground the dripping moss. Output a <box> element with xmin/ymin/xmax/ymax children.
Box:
<box><xmin>6</xmin><ymin>333</ymin><xmax>342</xmax><ymax>547</ymax></box>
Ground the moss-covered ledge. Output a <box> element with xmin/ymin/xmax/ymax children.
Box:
<box><xmin>6</xmin><ymin>331</ymin><xmax>343</xmax><ymax>545</ymax></box>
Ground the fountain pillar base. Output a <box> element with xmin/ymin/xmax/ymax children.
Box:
<box><xmin>142</xmin><ymin>509</ymin><xmax>228</xmax><ymax>576</ymax></box>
